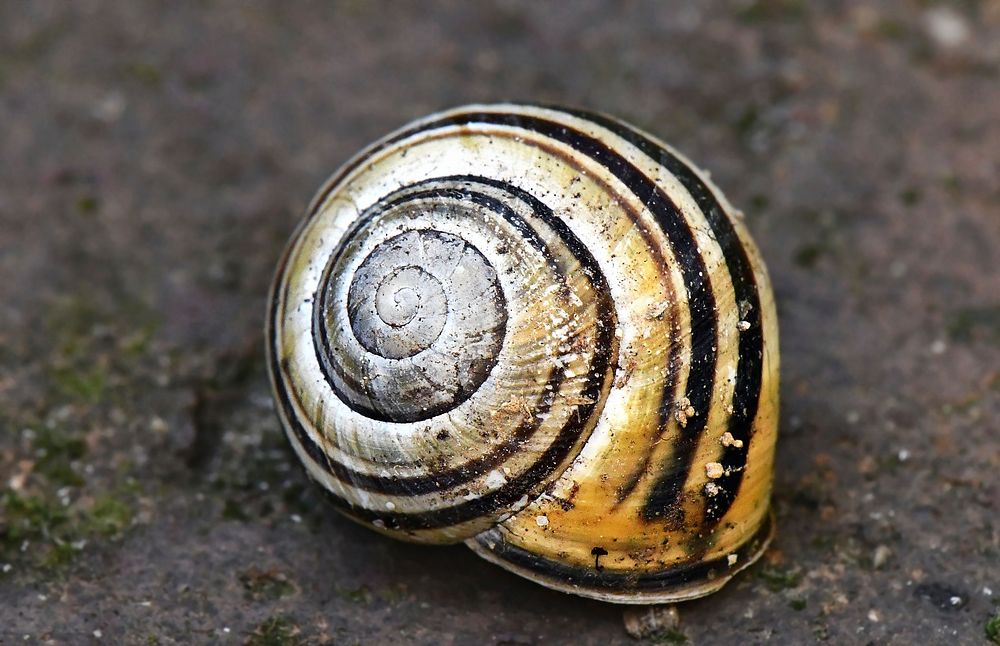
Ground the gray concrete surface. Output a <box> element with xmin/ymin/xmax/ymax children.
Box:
<box><xmin>1</xmin><ymin>1</ymin><xmax>998</xmax><ymax>644</ymax></box>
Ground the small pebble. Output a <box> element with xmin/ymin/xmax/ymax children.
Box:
<box><xmin>485</xmin><ymin>469</ymin><xmax>508</xmax><ymax>489</ymax></box>
<box><xmin>924</xmin><ymin>7</ymin><xmax>969</xmax><ymax>49</ymax></box>
<box><xmin>705</xmin><ymin>462</ymin><xmax>724</xmax><ymax>479</ymax></box>
<box><xmin>535</xmin><ymin>515</ymin><xmax>549</xmax><ymax>527</ymax></box>
<box><xmin>873</xmin><ymin>545</ymin><xmax>891</xmax><ymax>569</ymax></box>
<box><xmin>91</xmin><ymin>92</ymin><xmax>125</xmax><ymax>123</ymax></box>
<box><xmin>720</xmin><ymin>432</ymin><xmax>743</xmax><ymax>449</ymax></box>
<box><xmin>623</xmin><ymin>604</ymin><xmax>680</xmax><ymax>640</ymax></box>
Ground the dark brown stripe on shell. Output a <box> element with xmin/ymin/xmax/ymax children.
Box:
<box><xmin>472</xmin><ymin>511</ymin><xmax>773</xmax><ymax>594</ymax></box>
<box><xmin>563</xmin><ymin>109</ymin><xmax>765</xmax><ymax>528</ymax></box>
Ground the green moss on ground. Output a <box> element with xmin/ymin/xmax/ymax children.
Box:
<box><xmin>898</xmin><ymin>187</ymin><xmax>922</xmax><ymax>206</ymax></box>
<box><xmin>758</xmin><ymin>565</ymin><xmax>803</xmax><ymax>592</ymax></box>
<box><xmin>75</xmin><ymin>194</ymin><xmax>100</xmax><ymax>214</ymax></box>
<box><xmin>654</xmin><ymin>629</ymin><xmax>688</xmax><ymax>645</ymax></box>
<box><xmin>0</xmin><ymin>488</ymin><xmax>134</xmax><ymax>571</ymax></box>
<box><xmin>1</xmin><ymin>492</ymin><xmax>69</xmax><ymax>560</ymax></box>
<box><xmin>986</xmin><ymin>608</ymin><xmax>1000</xmax><ymax>644</ymax></box>
<box><xmin>32</xmin><ymin>426</ymin><xmax>88</xmax><ymax>487</ymax></box>
<box><xmin>85</xmin><ymin>496</ymin><xmax>132</xmax><ymax>536</ymax></box>
<box><xmin>336</xmin><ymin>585</ymin><xmax>373</xmax><ymax>604</ymax></box>
<box><xmin>948</xmin><ymin>304</ymin><xmax>1000</xmax><ymax>346</ymax></box>
<box><xmin>246</xmin><ymin>615</ymin><xmax>304</xmax><ymax>646</ymax></box>
<box><xmin>51</xmin><ymin>365</ymin><xmax>108</xmax><ymax>403</ymax></box>
<box><xmin>736</xmin><ymin>0</ymin><xmax>807</xmax><ymax>23</ymax></box>
<box><xmin>44</xmin><ymin>294</ymin><xmax>161</xmax><ymax>407</ymax></box>
<box><xmin>124</xmin><ymin>61</ymin><xmax>163</xmax><ymax>86</ymax></box>
<box><xmin>239</xmin><ymin>567</ymin><xmax>296</xmax><ymax>601</ymax></box>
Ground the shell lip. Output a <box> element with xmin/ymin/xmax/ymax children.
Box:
<box><xmin>465</xmin><ymin>509</ymin><xmax>776</xmax><ymax>605</ymax></box>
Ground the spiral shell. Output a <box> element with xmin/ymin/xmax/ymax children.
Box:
<box><xmin>267</xmin><ymin>104</ymin><xmax>779</xmax><ymax>603</ymax></box>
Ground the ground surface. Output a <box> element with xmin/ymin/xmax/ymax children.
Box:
<box><xmin>1</xmin><ymin>1</ymin><xmax>999</xmax><ymax>644</ymax></box>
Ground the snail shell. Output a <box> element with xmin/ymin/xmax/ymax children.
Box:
<box><xmin>267</xmin><ymin>104</ymin><xmax>779</xmax><ymax>604</ymax></box>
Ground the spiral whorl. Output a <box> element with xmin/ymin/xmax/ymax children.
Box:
<box><xmin>318</xmin><ymin>219</ymin><xmax>508</xmax><ymax>422</ymax></box>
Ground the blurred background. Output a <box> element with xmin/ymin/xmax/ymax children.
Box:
<box><xmin>1</xmin><ymin>1</ymin><xmax>998</xmax><ymax>643</ymax></box>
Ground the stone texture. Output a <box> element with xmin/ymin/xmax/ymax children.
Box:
<box><xmin>1</xmin><ymin>1</ymin><xmax>998</xmax><ymax>644</ymax></box>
